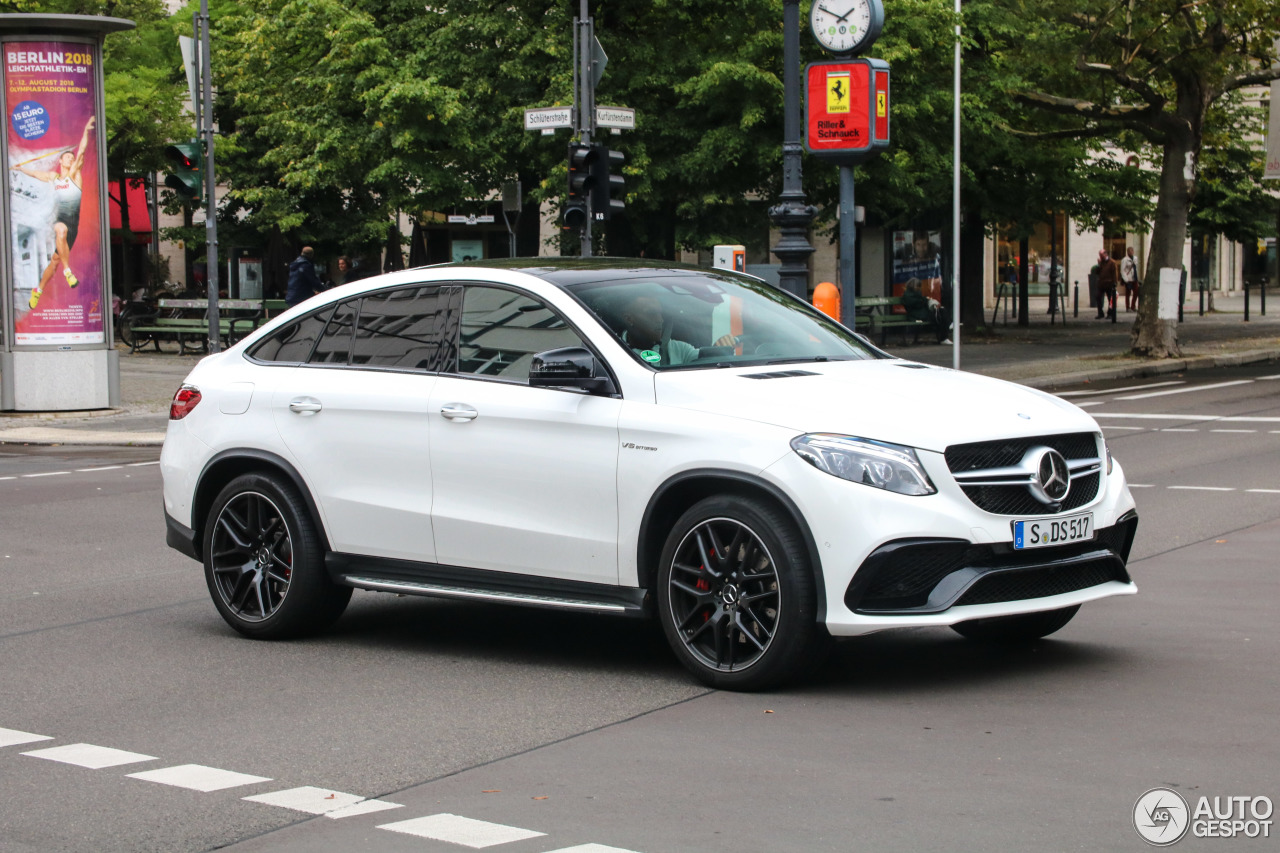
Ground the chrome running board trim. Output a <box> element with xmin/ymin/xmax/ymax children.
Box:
<box><xmin>342</xmin><ymin>575</ymin><xmax>632</xmax><ymax>614</ymax></box>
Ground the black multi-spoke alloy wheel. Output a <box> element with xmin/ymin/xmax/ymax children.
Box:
<box><xmin>657</xmin><ymin>495</ymin><xmax>824</xmax><ymax>690</ymax></box>
<box><xmin>951</xmin><ymin>604</ymin><xmax>1080</xmax><ymax>642</ymax></box>
<box><xmin>203</xmin><ymin>473</ymin><xmax>350</xmax><ymax>639</ymax></box>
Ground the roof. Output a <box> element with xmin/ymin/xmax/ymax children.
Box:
<box><xmin>443</xmin><ymin>257</ymin><xmax>745</xmax><ymax>288</ymax></box>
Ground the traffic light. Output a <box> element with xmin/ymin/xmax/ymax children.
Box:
<box><xmin>564</xmin><ymin>142</ymin><xmax>591</xmax><ymax>228</ymax></box>
<box><xmin>590</xmin><ymin>145</ymin><xmax>625</xmax><ymax>221</ymax></box>
<box><xmin>164</xmin><ymin>141</ymin><xmax>202</xmax><ymax>201</ymax></box>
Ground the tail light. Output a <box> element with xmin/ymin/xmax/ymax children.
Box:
<box><xmin>170</xmin><ymin>385</ymin><xmax>202</xmax><ymax>420</ymax></box>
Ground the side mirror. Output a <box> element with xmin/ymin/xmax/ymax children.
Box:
<box><xmin>529</xmin><ymin>346</ymin><xmax>617</xmax><ymax>396</ymax></box>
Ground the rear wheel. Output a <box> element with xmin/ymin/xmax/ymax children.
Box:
<box><xmin>656</xmin><ymin>495</ymin><xmax>825</xmax><ymax>691</ymax></box>
<box><xmin>203</xmin><ymin>472</ymin><xmax>350</xmax><ymax>639</ymax></box>
<box><xmin>951</xmin><ymin>605</ymin><xmax>1080</xmax><ymax>642</ymax></box>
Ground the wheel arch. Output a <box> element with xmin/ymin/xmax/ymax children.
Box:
<box><xmin>637</xmin><ymin>469</ymin><xmax>827</xmax><ymax>623</ymax></box>
<box><xmin>193</xmin><ymin>449</ymin><xmax>331</xmax><ymax>553</ymax></box>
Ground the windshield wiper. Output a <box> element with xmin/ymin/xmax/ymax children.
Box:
<box><xmin>764</xmin><ymin>356</ymin><xmax>850</xmax><ymax>365</ymax></box>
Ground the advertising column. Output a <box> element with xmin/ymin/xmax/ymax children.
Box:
<box><xmin>0</xmin><ymin>14</ymin><xmax>131</xmax><ymax>412</ymax></box>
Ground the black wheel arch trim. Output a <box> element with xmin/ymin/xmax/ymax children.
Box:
<box><xmin>190</xmin><ymin>449</ymin><xmax>331</xmax><ymax>554</ymax></box>
<box><xmin>638</xmin><ymin>468</ymin><xmax>827</xmax><ymax>624</ymax></box>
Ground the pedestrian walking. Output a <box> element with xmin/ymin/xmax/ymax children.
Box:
<box><xmin>1096</xmin><ymin>250</ymin><xmax>1119</xmax><ymax>320</ymax></box>
<box><xmin>1120</xmin><ymin>246</ymin><xmax>1140</xmax><ymax>311</ymax></box>
<box><xmin>285</xmin><ymin>246</ymin><xmax>323</xmax><ymax>307</ymax></box>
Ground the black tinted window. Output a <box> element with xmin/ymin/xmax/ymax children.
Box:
<box><xmin>351</xmin><ymin>286</ymin><xmax>449</xmax><ymax>371</ymax></box>
<box><xmin>250</xmin><ymin>307</ymin><xmax>333</xmax><ymax>363</ymax></box>
<box><xmin>309</xmin><ymin>299</ymin><xmax>358</xmax><ymax>365</ymax></box>
<box><xmin>454</xmin><ymin>286</ymin><xmax>584</xmax><ymax>381</ymax></box>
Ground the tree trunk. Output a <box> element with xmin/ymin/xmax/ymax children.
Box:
<box><xmin>1017</xmin><ymin>234</ymin><xmax>1029</xmax><ymax>326</ymax></box>
<box><xmin>118</xmin><ymin>177</ymin><xmax>134</xmax><ymax>299</ymax></box>
<box><xmin>1131</xmin><ymin>80</ymin><xmax>1205</xmax><ymax>357</ymax></box>
<box><xmin>959</xmin><ymin>210</ymin><xmax>986</xmax><ymax>329</ymax></box>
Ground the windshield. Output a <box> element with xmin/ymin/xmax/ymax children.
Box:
<box><xmin>566</xmin><ymin>272</ymin><xmax>880</xmax><ymax>369</ymax></box>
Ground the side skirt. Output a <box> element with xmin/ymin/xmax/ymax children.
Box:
<box><xmin>325</xmin><ymin>553</ymin><xmax>650</xmax><ymax>618</ymax></box>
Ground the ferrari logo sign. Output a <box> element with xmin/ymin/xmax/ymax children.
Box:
<box><xmin>804</xmin><ymin>58</ymin><xmax>890</xmax><ymax>165</ymax></box>
<box><xmin>826</xmin><ymin>71</ymin><xmax>851</xmax><ymax>114</ymax></box>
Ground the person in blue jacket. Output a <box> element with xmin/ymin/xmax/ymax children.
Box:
<box><xmin>285</xmin><ymin>246</ymin><xmax>323</xmax><ymax>307</ymax></box>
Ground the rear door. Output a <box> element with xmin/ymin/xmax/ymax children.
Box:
<box><xmin>270</xmin><ymin>284</ymin><xmax>458</xmax><ymax>562</ymax></box>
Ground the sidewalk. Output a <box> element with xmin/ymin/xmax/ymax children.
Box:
<box><xmin>2</xmin><ymin>288</ymin><xmax>1278</xmax><ymax>447</ymax></box>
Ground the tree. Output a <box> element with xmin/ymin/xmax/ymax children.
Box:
<box><xmin>1007</xmin><ymin>0</ymin><xmax>1280</xmax><ymax>357</ymax></box>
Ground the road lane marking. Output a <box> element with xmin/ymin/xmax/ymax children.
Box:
<box><xmin>0</xmin><ymin>727</ymin><xmax>52</xmax><ymax>748</ymax></box>
<box><xmin>1247</xmin><ymin>489</ymin><xmax>1280</xmax><ymax>494</ymax></box>
<box><xmin>1258</xmin><ymin>374</ymin><xmax>1280</xmax><ymax>380</ymax></box>
<box><xmin>129</xmin><ymin>764</ymin><xmax>272</xmax><ymax>792</ymax></box>
<box><xmin>126</xmin><ymin>461</ymin><xmax>160</xmax><ymax>467</ymax></box>
<box><xmin>1167</xmin><ymin>486</ymin><xmax>1235</xmax><ymax>491</ymax></box>
<box><xmin>20</xmin><ymin>471</ymin><xmax>68</xmax><ymax>478</ymax></box>
<box><xmin>326</xmin><ymin>799</ymin><xmax>405</xmax><ymax>819</ymax></box>
<box><xmin>1102</xmin><ymin>425</ymin><xmax>1143</xmax><ymax>430</ymax></box>
<box><xmin>1128</xmin><ymin>484</ymin><xmax>1155</xmax><ymax>488</ymax></box>
<box><xmin>1210</xmin><ymin>429</ymin><xmax>1256</xmax><ymax>433</ymax></box>
<box><xmin>244</xmin><ymin>786</ymin><xmax>383</xmax><ymax>815</ymax></box>
<box><xmin>74</xmin><ymin>465</ymin><xmax>123</xmax><ymax>472</ymax></box>
<box><xmin>22</xmin><ymin>743</ymin><xmax>156</xmax><ymax>769</ymax></box>
<box><xmin>0</xmin><ymin>476</ymin><xmax>14</xmax><ymax>481</ymax></box>
<box><xmin>544</xmin><ymin>846</ymin><xmax>644</xmax><ymax>853</ymax></box>
<box><xmin>1160</xmin><ymin>428</ymin><xmax>1199</xmax><ymax>432</ymax></box>
<box><xmin>1075</xmin><ymin>401</ymin><xmax>1104</xmax><ymax>407</ymax></box>
<box><xmin>378</xmin><ymin>813</ymin><xmax>546</xmax><ymax>847</ymax></box>
<box><xmin>1059</xmin><ymin>380</ymin><xmax>1185</xmax><ymax>397</ymax></box>
<box><xmin>1115</xmin><ymin>380</ymin><xmax>1254</xmax><ymax>400</ymax></box>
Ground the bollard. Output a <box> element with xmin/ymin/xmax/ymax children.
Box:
<box><xmin>1244</xmin><ymin>279</ymin><xmax>1249</xmax><ymax>322</ymax></box>
<box><xmin>1199</xmin><ymin>282</ymin><xmax>1204</xmax><ymax>316</ymax></box>
<box><xmin>813</xmin><ymin>281</ymin><xmax>840</xmax><ymax>321</ymax></box>
<box><xmin>1073</xmin><ymin>281</ymin><xmax>1079</xmax><ymax>318</ymax></box>
<box><xmin>1262</xmin><ymin>277</ymin><xmax>1267</xmax><ymax>316</ymax></box>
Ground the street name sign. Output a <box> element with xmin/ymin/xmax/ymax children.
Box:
<box><xmin>596</xmin><ymin>106</ymin><xmax>635</xmax><ymax>130</ymax></box>
<box><xmin>524</xmin><ymin>107</ymin><xmax>573</xmax><ymax>131</ymax></box>
<box><xmin>447</xmin><ymin>214</ymin><xmax>495</xmax><ymax>225</ymax></box>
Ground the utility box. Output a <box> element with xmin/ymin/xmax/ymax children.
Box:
<box><xmin>713</xmin><ymin>245</ymin><xmax>746</xmax><ymax>273</ymax></box>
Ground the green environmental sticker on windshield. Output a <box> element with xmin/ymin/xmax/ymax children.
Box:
<box><xmin>640</xmin><ymin>349</ymin><xmax>661</xmax><ymax>364</ymax></box>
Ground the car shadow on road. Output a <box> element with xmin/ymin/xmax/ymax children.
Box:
<box><xmin>810</xmin><ymin>628</ymin><xmax>1133</xmax><ymax>695</ymax></box>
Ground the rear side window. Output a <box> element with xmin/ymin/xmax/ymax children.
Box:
<box><xmin>310</xmin><ymin>300</ymin><xmax>358</xmax><ymax>365</ymax></box>
<box><xmin>351</xmin><ymin>285</ymin><xmax>451</xmax><ymax>371</ymax></box>
<box><xmin>249</xmin><ymin>307</ymin><xmax>333</xmax><ymax>363</ymax></box>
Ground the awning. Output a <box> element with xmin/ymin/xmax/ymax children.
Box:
<box><xmin>109</xmin><ymin>178</ymin><xmax>152</xmax><ymax>239</ymax></box>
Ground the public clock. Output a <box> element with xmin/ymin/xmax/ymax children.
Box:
<box><xmin>810</xmin><ymin>0</ymin><xmax>884</xmax><ymax>56</ymax></box>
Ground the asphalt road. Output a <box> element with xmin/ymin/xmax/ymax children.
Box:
<box><xmin>1</xmin><ymin>365</ymin><xmax>1277</xmax><ymax>852</ymax></box>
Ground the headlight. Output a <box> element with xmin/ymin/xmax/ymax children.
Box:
<box><xmin>791</xmin><ymin>434</ymin><xmax>936</xmax><ymax>496</ymax></box>
<box><xmin>1101</xmin><ymin>434</ymin><xmax>1113</xmax><ymax>474</ymax></box>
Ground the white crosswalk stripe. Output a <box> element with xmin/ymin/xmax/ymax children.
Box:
<box><xmin>243</xmin><ymin>785</ymin><xmax>402</xmax><ymax>817</ymax></box>
<box><xmin>0</xmin><ymin>727</ymin><xmax>52</xmax><ymax>748</ymax></box>
<box><xmin>22</xmin><ymin>743</ymin><xmax>156</xmax><ymax>769</ymax></box>
<box><xmin>378</xmin><ymin>813</ymin><xmax>546</xmax><ymax>847</ymax></box>
<box><xmin>128</xmin><ymin>764</ymin><xmax>271</xmax><ymax>792</ymax></box>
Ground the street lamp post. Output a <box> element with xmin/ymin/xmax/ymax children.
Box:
<box><xmin>770</xmin><ymin>0</ymin><xmax>816</xmax><ymax>300</ymax></box>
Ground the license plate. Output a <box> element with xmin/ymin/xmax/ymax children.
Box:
<box><xmin>1012</xmin><ymin>513</ymin><xmax>1093</xmax><ymax>550</ymax></box>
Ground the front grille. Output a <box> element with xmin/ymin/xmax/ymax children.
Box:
<box><xmin>846</xmin><ymin>514</ymin><xmax>1137</xmax><ymax>614</ymax></box>
<box><xmin>946</xmin><ymin>433</ymin><xmax>1098</xmax><ymax>472</ymax></box>
<box><xmin>960</xmin><ymin>472</ymin><xmax>1099</xmax><ymax>516</ymax></box>
<box><xmin>953</xmin><ymin>559</ymin><xmax>1126</xmax><ymax>606</ymax></box>
<box><xmin>945</xmin><ymin>433</ymin><xmax>1101</xmax><ymax>515</ymax></box>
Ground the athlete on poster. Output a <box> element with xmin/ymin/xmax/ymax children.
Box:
<box><xmin>5</xmin><ymin>41</ymin><xmax>104</xmax><ymax>345</ymax></box>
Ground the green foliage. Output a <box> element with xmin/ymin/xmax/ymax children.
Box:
<box><xmin>1189</xmin><ymin>96</ymin><xmax>1278</xmax><ymax>244</ymax></box>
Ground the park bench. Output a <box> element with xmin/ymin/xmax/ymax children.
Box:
<box><xmin>852</xmin><ymin>295</ymin><xmax>928</xmax><ymax>345</ymax></box>
<box><xmin>123</xmin><ymin>298</ymin><xmax>265</xmax><ymax>354</ymax></box>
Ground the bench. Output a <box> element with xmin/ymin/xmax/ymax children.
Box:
<box><xmin>124</xmin><ymin>298</ymin><xmax>265</xmax><ymax>354</ymax></box>
<box><xmin>852</xmin><ymin>296</ymin><xmax>929</xmax><ymax>345</ymax></box>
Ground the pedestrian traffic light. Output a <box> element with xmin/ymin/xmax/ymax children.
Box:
<box><xmin>164</xmin><ymin>141</ymin><xmax>202</xmax><ymax>201</ymax></box>
<box><xmin>564</xmin><ymin>142</ymin><xmax>591</xmax><ymax>229</ymax></box>
<box><xmin>590</xmin><ymin>145</ymin><xmax>625</xmax><ymax>221</ymax></box>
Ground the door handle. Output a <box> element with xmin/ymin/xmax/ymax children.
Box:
<box><xmin>439</xmin><ymin>403</ymin><xmax>478</xmax><ymax>422</ymax></box>
<box><xmin>288</xmin><ymin>398</ymin><xmax>323</xmax><ymax>415</ymax></box>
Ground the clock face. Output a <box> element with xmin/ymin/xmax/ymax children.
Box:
<box><xmin>810</xmin><ymin>0</ymin><xmax>880</xmax><ymax>55</ymax></box>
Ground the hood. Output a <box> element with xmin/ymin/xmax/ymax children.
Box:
<box><xmin>654</xmin><ymin>359</ymin><xmax>1098</xmax><ymax>452</ymax></box>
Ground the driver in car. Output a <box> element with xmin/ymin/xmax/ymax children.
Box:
<box><xmin>620</xmin><ymin>294</ymin><xmax>737</xmax><ymax>366</ymax></box>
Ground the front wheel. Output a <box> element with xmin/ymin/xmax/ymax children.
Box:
<box><xmin>656</xmin><ymin>495</ymin><xmax>825</xmax><ymax>691</ymax></box>
<box><xmin>203</xmin><ymin>472</ymin><xmax>350</xmax><ymax>639</ymax></box>
<box><xmin>951</xmin><ymin>605</ymin><xmax>1080</xmax><ymax>642</ymax></box>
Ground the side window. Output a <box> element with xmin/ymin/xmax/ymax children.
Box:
<box><xmin>249</xmin><ymin>307</ymin><xmax>333</xmax><ymax>363</ymax></box>
<box><xmin>454</xmin><ymin>286</ymin><xmax>585</xmax><ymax>382</ymax></box>
<box><xmin>351</xmin><ymin>285</ymin><xmax>449</xmax><ymax>371</ymax></box>
<box><xmin>309</xmin><ymin>299</ymin><xmax>358</xmax><ymax>365</ymax></box>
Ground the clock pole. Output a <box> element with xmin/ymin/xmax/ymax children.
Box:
<box><xmin>769</xmin><ymin>0</ymin><xmax>816</xmax><ymax>300</ymax></box>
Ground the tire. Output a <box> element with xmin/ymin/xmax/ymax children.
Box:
<box><xmin>656</xmin><ymin>495</ymin><xmax>825</xmax><ymax>691</ymax></box>
<box><xmin>951</xmin><ymin>604</ymin><xmax>1080</xmax><ymax>643</ymax></box>
<box><xmin>203</xmin><ymin>472</ymin><xmax>350</xmax><ymax>639</ymax></box>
